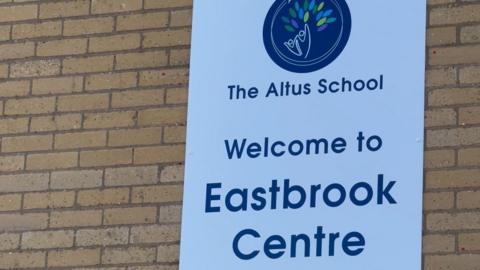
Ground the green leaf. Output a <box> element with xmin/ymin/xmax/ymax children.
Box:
<box><xmin>304</xmin><ymin>0</ymin><xmax>309</xmax><ymax>11</ymax></box>
<box><xmin>289</xmin><ymin>8</ymin><xmax>297</xmax><ymax>18</ymax></box>
<box><xmin>304</xmin><ymin>11</ymin><xmax>310</xmax><ymax>23</ymax></box>
<box><xmin>316</xmin><ymin>17</ymin><xmax>327</xmax><ymax>26</ymax></box>
<box><xmin>317</xmin><ymin>2</ymin><xmax>324</xmax><ymax>11</ymax></box>
<box><xmin>285</xmin><ymin>25</ymin><xmax>295</xmax><ymax>32</ymax></box>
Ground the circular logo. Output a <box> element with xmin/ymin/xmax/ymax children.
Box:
<box><xmin>263</xmin><ymin>0</ymin><xmax>351</xmax><ymax>73</ymax></box>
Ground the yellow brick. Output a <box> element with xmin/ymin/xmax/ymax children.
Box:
<box><xmin>0</xmin><ymin>118</ymin><xmax>29</xmax><ymax>135</ymax></box>
<box><xmin>85</xmin><ymin>72</ymin><xmax>137</xmax><ymax>91</ymax></box>
<box><xmin>0</xmin><ymin>25</ymin><xmax>10</xmax><ymax>41</ymax></box>
<box><xmin>80</xmin><ymin>148</ymin><xmax>132</xmax><ymax>167</ymax></box>
<box><xmin>458</xmin><ymin>147</ymin><xmax>480</xmax><ymax>166</ymax></box>
<box><xmin>427</xmin><ymin>27</ymin><xmax>456</xmax><ymax>46</ymax></box>
<box><xmin>37</xmin><ymin>38</ymin><xmax>87</xmax><ymax>56</ymax></box>
<box><xmin>10</xmin><ymin>60</ymin><xmax>61</xmax><ymax>78</ymax></box>
<box><xmin>426</xmin><ymin>169</ymin><xmax>480</xmax><ymax>189</ymax></box>
<box><xmin>77</xmin><ymin>188</ymin><xmax>130</xmax><ymax>206</ymax></box>
<box><xmin>143</xmin><ymin>29</ymin><xmax>191</xmax><ymax>48</ymax></box>
<box><xmin>423</xmin><ymin>234</ymin><xmax>455</xmax><ymax>254</ymax></box>
<box><xmin>76</xmin><ymin>227</ymin><xmax>129</xmax><ymax>246</ymax></box>
<box><xmin>0</xmin><ymin>213</ymin><xmax>48</xmax><ymax>231</ymax></box>
<box><xmin>459</xmin><ymin>106</ymin><xmax>480</xmax><ymax>125</ymax></box>
<box><xmin>91</xmin><ymin>0</ymin><xmax>142</xmax><ymax>14</ymax></box>
<box><xmin>427</xmin><ymin>212</ymin><xmax>480</xmax><ymax>231</ymax></box>
<box><xmin>425</xmin><ymin>109</ymin><xmax>457</xmax><ymax>127</ymax></box>
<box><xmin>0</xmin><ymin>252</ymin><xmax>45</xmax><ymax>269</ymax></box>
<box><xmin>89</xmin><ymin>33</ymin><xmax>141</xmax><ymax>53</ymax></box>
<box><xmin>459</xmin><ymin>233</ymin><xmax>480</xmax><ymax>252</ymax></box>
<box><xmin>109</xmin><ymin>128</ymin><xmax>162</xmax><ymax>147</ymax></box>
<box><xmin>457</xmin><ymin>191</ymin><xmax>480</xmax><ymax>209</ymax></box>
<box><xmin>130</xmin><ymin>225</ymin><xmax>180</xmax><ymax>243</ymax></box>
<box><xmin>429</xmin><ymin>88</ymin><xmax>480</xmax><ymax>107</ymax></box>
<box><xmin>64</xmin><ymin>17</ymin><xmax>114</xmax><ymax>36</ymax></box>
<box><xmin>132</xmin><ymin>185</ymin><xmax>183</xmax><ymax>203</ymax></box>
<box><xmin>112</xmin><ymin>89</ymin><xmax>164</xmax><ymax>108</ymax></box>
<box><xmin>460</xmin><ymin>66</ymin><xmax>480</xmax><ymax>84</ymax></box>
<box><xmin>5</xmin><ymin>97</ymin><xmax>55</xmax><ymax>115</ymax></box>
<box><xmin>160</xmin><ymin>165</ymin><xmax>184</xmax><ymax>183</ymax></box>
<box><xmin>461</xmin><ymin>25</ymin><xmax>480</xmax><ymax>44</ymax></box>
<box><xmin>164</xmin><ymin>126</ymin><xmax>186</xmax><ymax>143</ymax></box>
<box><xmin>116</xmin><ymin>51</ymin><xmax>168</xmax><ymax>70</ymax></box>
<box><xmin>84</xmin><ymin>111</ymin><xmax>136</xmax><ymax>129</ymax></box>
<box><xmin>0</xmin><ymin>155</ymin><xmax>25</xmax><ymax>172</ymax></box>
<box><xmin>75</xmin><ymin>227</ymin><xmax>128</xmax><ymax>247</ymax></box>
<box><xmin>50</xmin><ymin>210</ymin><xmax>102</xmax><ymax>228</ymax></box>
<box><xmin>157</xmin><ymin>244</ymin><xmax>180</xmax><ymax>263</ymax></box>
<box><xmin>55</xmin><ymin>131</ymin><xmax>107</xmax><ymax>150</ymax></box>
<box><xmin>0</xmin><ymin>173</ymin><xmax>49</xmax><ymax>193</ymax></box>
<box><xmin>429</xmin><ymin>45</ymin><xmax>480</xmax><ymax>66</ymax></box>
<box><xmin>134</xmin><ymin>145</ymin><xmax>185</xmax><ymax>164</ymax></box>
<box><xmin>39</xmin><ymin>0</ymin><xmax>89</xmax><ymax>19</ymax></box>
<box><xmin>117</xmin><ymin>12</ymin><xmax>169</xmax><ymax>31</ymax></box>
<box><xmin>430</xmin><ymin>4</ymin><xmax>480</xmax><ymax>25</ymax></box>
<box><xmin>22</xmin><ymin>231</ymin><xmax>74</xmax><ymax>249</ymax></box>
<box><xmin>12</xmin><ymin>21</ymin><xmax>62</xmax><ymax>39</ymax></box>
<box><xmin>2</xmin><ymin>135</ymin><xmax>52</xmax><ymax>153</ymax></box>
<box><xmin>166</xmin><ymin>87</ymin><xmax>188</xmax><ymax>104</ymax></box>
<box><xmin>145</xmin><ymin>0</ymin><xmax>192</xmax><ymax>9</ymax></box>
<box><xmin>0</xmin><ymin>5</ymin><xmax>37</xmax><ymax>23</ymax></box>
<box><xmin>426</xmin><ymin>127</ymin><xmax>480</xmax><ymax>148</ymax></box>
<box><xmin>0</xmin><ymin>234</ymin><xmax>19</xmax><ymax>251</ymax></box>
<box><xmin>32</xmin><ymin>76</ymin><xmax>83</xmax><ymax>95</ymax></box>
<box><xmin>0</xmin><ymin>64</ymin><xmax>8</xmax><ymax>79</ymax></box>
<box><xmin>139</xmin><ymin>68</ymin><xmax>189</xmax><ymax>86</ymax></box>
<box><xmin>170</xmin><ymin>48</ymin><xmax>190</xmax><ymax>66</ymax></box>
<box><xmin>138</xmin><ymin>107</ymin><xmax>187</xmax><ymax>126</ymax></box>
<box><xmin>57</xmin><ymin>94</ymin><xmax>109</xmax><ymax>112</ymax></box>
<box><xmin>30</xmin><ymin>114</ymin><xmax>82</xmax><ymax>132</ymax></box>
<box><xmin>63</xmin><ymin>56</ymin><xmax>114</xmax><ymax>74</ymax></box>
<box><xmin>48</xmin><ymin>248</ymin><xmax>100</xmax><ymax>267</ymax></box>
<box><xmin>105</xmin><ymin>166</ymin><xmax>158</xmax><ymax>186</ymax></box>
<box><xmin>159</xmin><ymin>205</ymin><xmax>181</xmax><ymax>223</ymax></box>
<box><xmin>104</xmin><ymin>207</ymin><xmax>156</xmax><ymax>225</ymax></box>
<box><xmin>424</xmin><ymin>149</ymin><xmax>455</xmax><ymax>169</ymax></box>
<box><xmin>426</xmin><ymin>67</ymin><xmax>456</xmax><ymax>88</ymax></box>
<box><xmin>0</xmin><ymin>81</ymin><xmax>30</xmax><ymax>98</ymax></box>
<box><xmin>0</xmin><ymin>42</ymin><xmax>34</xmax><ymax>61</ymax></box>
<box><xmin>103</xmin><ymin>247</ymin><xmax>156</xmax><ymax>264</ymax></box>
<box><xmin>23</xmin><ymin>191</ymin><xmax>75</xmax><ymax>210</ymax></box>
<box><xmin>170</xmin><ymin>9</ymin><xmax>192</xmax><ymax>27</ymax></box>
<box><xmin>26</xmin><ymin>152</ymin><xmax>78</xmax><ymax>170</ymax></box>
<box><xmin>0</xmin><ymin>194</ymin><xmax>21</xmax><ymax>211</ymax></box>
<box><xmin>51</xmin><ymin>170</ymin><xmax>102</xmax><ymax>190</ymax></box>
<box><xmin>423</xmin><ymin>192</ymin><xmax>454</xmax><ymax>210</ymax></box>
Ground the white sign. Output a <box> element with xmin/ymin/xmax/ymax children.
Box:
<box><xmin>180</xmin><ymin>0</ymin><xmax>426</xmax><ymax>269</ymax></box>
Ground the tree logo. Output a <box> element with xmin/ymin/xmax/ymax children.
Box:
<box><xmin>263</xmin><ymin>0</ymin><xmax>351</xmax><ymax>73</ymax></box>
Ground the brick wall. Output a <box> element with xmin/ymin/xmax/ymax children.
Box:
<box><xmin>0</xmin><ymin>0</ymin><xmax>190</xmax><ymax>269</ymax></box>
<box><xmin>0</xmin><ymin>0</ymin><xmax>477</xmax><ymax>269</ymax></box>
<box><xmin>425</xmin><ymin>0</ymin><xmax>480</xmax><ymax>269</ymax></box>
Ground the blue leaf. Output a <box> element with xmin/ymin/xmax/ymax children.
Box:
<box><xmin>298</xmin><ymin>8</ymin><xmax>304</xmax><ymax>19</ymax></box>
<box><xmin>316</xmin><ymin>11</ymin><xmax>324</xmax><ymax>21</ymax></box>
<box><xmin>309</xmin><ymin>0</ymin><xmax>316</xmax><ymax>11</ymax></box>
<box><xmin>295</xmin><ymin>2</ymin><xmax>300</xmax><ymax>10</ymax></box>
<box><xmin>324</xmin><ymin>9</ymin><xmax>333</xmax><ymax>17</ymax></box>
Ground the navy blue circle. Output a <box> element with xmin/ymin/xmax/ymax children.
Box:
<box><xmin>263</xmin><ymin>0</ymin><xmax>351</xmax><ymax>73</ymax></box>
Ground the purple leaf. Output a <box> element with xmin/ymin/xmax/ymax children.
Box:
<box><xmin>317</xmin><ymin>24</ymin><xmax>328</xmax><ymax>31</ymax></box>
